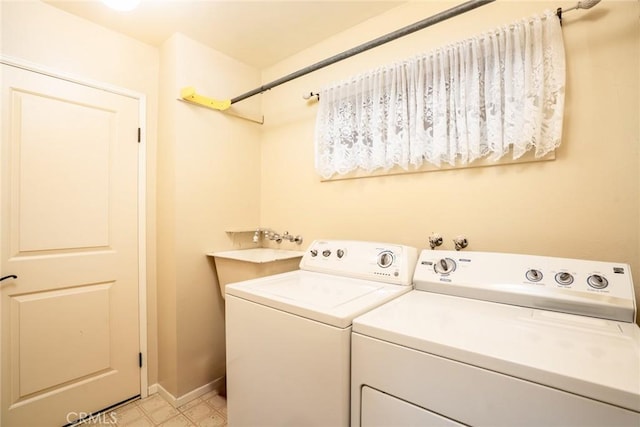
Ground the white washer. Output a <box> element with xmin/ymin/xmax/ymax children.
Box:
<box><xmin>225</xmin><ymin>240</ymin><xmax>418</xmax><ymax>427</ymax></box>
<box><xmin>352</xmin><ymin>250</ymin><xmax>640</xmax><ymax>426</ymax></box>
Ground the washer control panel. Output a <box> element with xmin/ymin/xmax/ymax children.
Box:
<box><xmin>413</xmin><ymin>250</ymin><xmax>637</xmax><ymax>322</ymax></box>
<box><xmin>300</xmin><ymin>240</ymin><xmax>418</xmax><ymax>286</ymax></box>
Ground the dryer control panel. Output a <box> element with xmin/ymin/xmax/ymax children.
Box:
<box><xmin>413</xmin><ymin>250</ymin><xmax>637</xmax><ymax>322</ymax></box>
<box><xmin>300</xmin><ymin>240</ymin><xmax>418</xmax><ymax>286</ymax></box>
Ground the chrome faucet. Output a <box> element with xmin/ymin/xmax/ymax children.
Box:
<box><xmin>283</xmin><ymin>231</ymin><xmax>303</xmax><ymax>245</ymax></box>
<box><xmin>256</xmin><ymin>228</ymin><xmax>303</xmax><ymax>245</ymax></box>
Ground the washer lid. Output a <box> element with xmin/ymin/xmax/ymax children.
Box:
<box><xmin>353</xmin><ymin>291</ymin><xmax>640</xmax><ymax>413</ymax></box>
<box><xmin>225</xmin><ymin>270</ymin><xmax>411</xmax><ymax>328</ymax></box>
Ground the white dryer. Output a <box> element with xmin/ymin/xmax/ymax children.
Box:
<box><xmin>225</xmin><ymin>240</ymin><xmax>417</xmax><ymax>427</ymax></box>
<box><xmin>352</xmin><ymin>250</ymin><xmax>640</xmax><ymax>426</ymax></box>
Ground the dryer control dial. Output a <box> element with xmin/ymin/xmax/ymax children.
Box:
<box><xmin>377</xmin><ymin>251</ymin><xmax>394</xmax><ymax>268</ymax></box>
<box><xmin>526</xmin><ymin>269</ymin><xmax>543</xmax><ymax>282</ymax></box>
<box><xmin>434</xmin><ymin>258</ymin><xmax>456</xmax><ymax>275</ymax></box>
<box><xmin>555</xmin><ymin>272</ymin><xmax>574</xmax><ymax>286</ymax></box>
<box><xmin>587</xmin><ymin>274</ymin><xmax>609</xmax><ymax>289</ymax></box>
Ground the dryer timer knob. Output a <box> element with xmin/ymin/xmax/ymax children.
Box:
<box><xmin>434</xmin><ymin>258</ymin><xmax>456</xmax><ymax>275</ymax></box>
<box><xmin>555</xmin><ymin>272</ymin><xmax>574</xmax><ymax>286</ymax></box>
<box><xmin>587</xmin><ymin>274</ymin><xmax>608</xmax><ymax>289</ymax></box>
<box><xmin>526</xmin><ymin>269</ymin><xmax>543</xmax><ymax>282</ymax></box>
<box><xmin>377</xmin><ymin>251</ymin><xmax>394</xmax><ymax>268</ymax></box>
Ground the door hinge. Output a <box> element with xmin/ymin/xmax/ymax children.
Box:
<box><xmin>139</xmin><ymin>352</ymin><xmax>143</xmax><ymax>368</ymax></box>
<box><xmin>137</xmin><ymin>128</ymin><xmax>141</xmax><ymax>143</ymax></box>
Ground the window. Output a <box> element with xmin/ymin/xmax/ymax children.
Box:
<box><xmin>315</xmin><ymin>11</ymin><xmax>565</xmax><ymax>179</ymax></box>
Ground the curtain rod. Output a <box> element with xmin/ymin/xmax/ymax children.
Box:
<box><xmin>229</xmin><ymin>0</ymin><xmax>495</xmax><ymax>105</ymax></box>
<box><xmin>180</xmin><ymin>0</ymin><xmax>494</xmax><ymax>112</ymax></box>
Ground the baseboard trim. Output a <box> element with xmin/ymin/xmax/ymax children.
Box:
<box><xmin>148</xmin><ymin>376</ymin><xmax>225</xmax><ymax>408</ymax></box>
<box><xmin>147</xmin><ymin>383</ymin><xmax>159</xmax><ymax>396</ymax></box>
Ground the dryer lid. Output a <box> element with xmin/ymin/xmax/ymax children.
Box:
<box><xmin>353</xmin><ymin>291</ymin><xmax>640</xmax><ymax>413</ymax></box>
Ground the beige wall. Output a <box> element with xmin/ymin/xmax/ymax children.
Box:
<box><xmin>259</xmin><ymin>1</ymin><xmax>640</xmax><ymax>320</ymax></box>
<box><xmin>157</xmin><ymin>33</ymin><xmax>261</xmax><ymax>397</ymax></box>
<box><xmin>2</xmin><ymin>0</ymin><xmax>639</xmax><ymax>401</ymax></box>
<box><xmin>1</xmin><ymin>0</ymin><xmax>161</xmax><ymax>384</ymax></box>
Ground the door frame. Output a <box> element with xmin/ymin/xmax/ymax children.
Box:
<box><xmin>0</xmin><ymin>54</ymin><xmax>149</xmax><ymax>400</ymax></box>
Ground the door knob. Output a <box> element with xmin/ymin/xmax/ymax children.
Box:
<box><xmin>0</xmin><ymin>275</ymin><xmax>17</xmax><ymax>282</ymax></box>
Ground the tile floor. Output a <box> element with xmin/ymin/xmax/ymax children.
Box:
<box><xmin>100</xmin><ymin>390</ymin><xmax>227</xmax><ymax>427</ymax></box>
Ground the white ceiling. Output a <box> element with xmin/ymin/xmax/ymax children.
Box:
<box><xmin>44</xmin><ymin>0</ymin><xmax>404</xmax><ymax>69</ymax></box>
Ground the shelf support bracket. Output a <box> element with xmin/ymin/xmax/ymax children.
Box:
<box><xmin>180</xmin><ymin>87</ymin><xmax>231</xmax><ymax>111</ymax></box>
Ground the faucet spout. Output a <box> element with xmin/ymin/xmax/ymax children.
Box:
<box><xmin>259</xmin><ymin>228</ymin><xmax>303</xmax><ymax>245</ymax></box>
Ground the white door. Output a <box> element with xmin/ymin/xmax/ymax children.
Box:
<box><xmin>0</xmin><ymin>64</ymin><xmax>141</xmax><ymax>426</ymax></box>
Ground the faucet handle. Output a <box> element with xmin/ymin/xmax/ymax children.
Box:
<box><xmin>428</xmin><ymin>233</ymin><xmax>443</xmax><ymax>250</ymax></box>
<box><xmin>453</xmin><ymin>235</ymin><xmax>468</xmax><ymax>251</ymax></box>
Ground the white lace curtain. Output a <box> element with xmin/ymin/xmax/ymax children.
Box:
<box><xmin>314</xmin><ymin>11</ymin><xmax>566</xmax><ymax>179</ymax></box>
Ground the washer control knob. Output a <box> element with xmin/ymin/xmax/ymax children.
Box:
<box><xmin>336</xmin><ymin>249</ymin><xmax>345</xmax><ymax>259</ymax></box>
<box><xmin>322</xmin><ymin>249</ymin><xmax>331</xmax><ymax>257</ymax></box>
<box><xmin>377</xmin><ymin>251</ymin><xmax>394</xmax><ymax>268</ymax></box>
<box><xmin>434</xmin><ymin>258</ymin><xmax>456</xmax><ymax>275</ymax></box>
<box><xmin>555</xmin><ymin>272</ymin><xmax>574</xmax><ymax>286</ymax></box>
<box><xmin>587</xmin><ymin>274</ymin><xmax>609</xmax><ymax>289</ymax></box>
<box><xmin>310</xmin><ymin>249</ymin><xmax>318</xmax><ymax>257</ymax></box>
<box><xmin>526</xmin><ymin>269</ymin><xmax>543</xmax><ymax>282</ymax></box>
